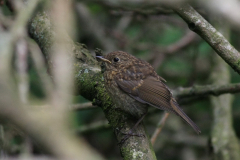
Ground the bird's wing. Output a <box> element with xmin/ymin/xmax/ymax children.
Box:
<box><xmin>116</xmin><ymin>76</ymin><xmax>174</xmax><ymax>113</ymax></box>
<box><xmin>116</xmin><ymin>76</ymin><xmax>201</xmax><ymax>134</ymax></box>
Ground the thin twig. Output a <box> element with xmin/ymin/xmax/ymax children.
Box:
<box><xmin>76</xmin><ymin>120</ymin><xmax>110</xmax><ymax>133</ymax></box>
<box><xmin>152</xmin><ymin>31</ymin><xmax>198</xmax><ymax>68</ymax></box>
<box><xmin>151</xmin><ymin>112</ymin><xmax>170</xmax><ymax>146</ymax></box>
<box><xmin>71</xmin><ymin>102</ymin><xmax>97</xmax><ymax>110</ymax></box>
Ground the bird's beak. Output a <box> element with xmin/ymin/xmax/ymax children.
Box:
<box><xmin>96</xmin><ymin>56</ymin><xmax>112</xmax><ymax>64</ymax></box>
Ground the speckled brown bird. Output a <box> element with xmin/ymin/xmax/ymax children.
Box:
<box><xmin>96</xmin><ymin>51</ymin><xmax>201</xmax><ymax>134</ymax></box>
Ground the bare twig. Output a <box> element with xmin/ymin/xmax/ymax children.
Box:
<box><xmin>100</xmin><ymin>1</ymin><xmax>174</xmax><ymax>16</ymax></box>
<box><xmin>71</xmin><ymin>102</ymin><xmax>97</xmax><ymax>110</ymax></box>
<box><xmin>162</xmin><ymin>31</ymin><xmax>197</xmax><ymax>54</ymax></box>
<box><xmin>76</xmin><ymin>120</ymin><xmax>110</xmax><ymax>133</ymax></box>
<box><xmin>173</xmin><ymin>83</ymin><xmax>240</xmax><ymax>99</ymax></box>
<box><xmin>152</xmin><ymin>31</ymin><xmax>197</xmax><ymax>68</ymax></box>
<box><xmin>151</xmin><ymin>112</ymin><xmax>169</xmax><ymax>146</ymax></box>
<box><xmin>160</xmin><ymin>133</ymin><xmax>207</xmax><ymax>147</ymax></box>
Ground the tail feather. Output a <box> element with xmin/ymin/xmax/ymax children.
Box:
<box><xmin>170</xmin><ymin>98</ymin><xmax>201</xmax><ymax>134</ymax></box>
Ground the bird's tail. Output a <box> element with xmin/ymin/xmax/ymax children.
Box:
<box><xmin>170</xmin><ymin>98</ymin><xmax>201</xmax><ymax>134</ymax></box>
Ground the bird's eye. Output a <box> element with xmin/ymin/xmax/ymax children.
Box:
<box><xmin>113</xmin><ymin>57</ymin><xmax>120</xmax><ymax>62</ymax></box>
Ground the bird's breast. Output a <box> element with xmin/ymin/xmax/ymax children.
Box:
<box><xmin>104</xmin><ymin>70</ymin><xmax>118</xmax><ymax>84</ymax></box>
<box><xmin>103</xmin><ymin>71</ymin><xmax>147</xmax><ymax>118</ymax></box>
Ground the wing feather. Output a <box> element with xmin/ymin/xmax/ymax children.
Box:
<box><xmin>116</xmin><ymin>76</ymin><xmax>173</xmax><ymax>111</ymax></box>
<box><xmin>116</xmin><ymin>76</ymin><xmax>201</xmax><ymax>134</ymax></box>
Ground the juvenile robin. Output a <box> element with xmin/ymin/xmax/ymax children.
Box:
<box><xmin>96</xmin><ymin>51</ymin><xmax>201</xmax><ymax>139</ymax></box>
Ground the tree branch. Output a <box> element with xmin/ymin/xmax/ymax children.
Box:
<box><xmin>173</xmin><ymin>5</ymin><xmax>240</xmax><ymax>75</ymax></box>
<box><xmin>173</xmin><ymin>83</ymin><xmax>240</xmax><ymax>99</ymax></box>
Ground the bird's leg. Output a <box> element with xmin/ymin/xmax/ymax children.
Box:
<box><xmin>118</xmin><ymin>112</ymin><xmax>147</xmax><ymax>145</ymax></box>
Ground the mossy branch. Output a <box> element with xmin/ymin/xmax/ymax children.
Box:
<box><xmin>29</xmin><ymin>12</ymin><xmax>156</xmax><ymax>160</ymax></box>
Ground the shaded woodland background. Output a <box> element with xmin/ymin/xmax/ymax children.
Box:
<box><xmin>0</xmin><ymin>0</ymin><xmax>240</xmax><ymax>160</ymax></box>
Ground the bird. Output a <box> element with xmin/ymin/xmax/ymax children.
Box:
<box><xmin>96</xmin><ymin>51</ymin><xmax>201</xmax><ymax>138</ymax></box>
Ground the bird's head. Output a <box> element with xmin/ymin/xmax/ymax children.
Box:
<box><xmin>96</xmin><ymin>51</ymin><xmax>136</xmax><ymax>71</ymax></box>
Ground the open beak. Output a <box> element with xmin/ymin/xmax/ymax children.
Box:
<box><xmin>96</xmin><ymin>56</ymin><xmax>111</xmax><ymax>64</ymax></box>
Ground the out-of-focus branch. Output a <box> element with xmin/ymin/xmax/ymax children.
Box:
<box><xmin>32</xmin><ymin>102</ymin><xmax>97</xmax><ymax>111</ymax></box>
<box><xmin>16</xmin><ymin>38</ymin><xmax>29</xmax><ymax>104</ymax></box>
<box><xmin>16</xmin><ymin>37</ymin><xmax>32</xmax><ymax>156</ymax></box>
<box><xmin>10</xmin><ymin>0</ymin><xmax>39</xmax><ymax>39</ymax></box>
<box><xmin>0</xmin><ymin>0</ymin><xmax>105</xmax><ymax>159</ymax></box>
<box><xmin>173</xmin><ymin>5</ymin><xmax>240</xmax><ymax>75</ymax></box>
<box><xmin>49</xmin><ymin>0</ymin><xmax>74</xmax><ymax>116</ymax></box>
<box><xmin>76</xmin><ymin>3</ymin><xmax>116</xmax><ymax>52</ymax></box>
<box><xmin>99</xmin><ymin>1</ymin><xmax>174</xmax><ymax>15</ymax></box>
<box><xmin>76</xmin><ymin>120</ymin><xmax>109</xmax><ymax>133</ymax></box>
<box><xmin>151</xmin><ymin>112</ymin><xmax>169</xmax><ymax>146</ymax></box>
<box><xmin>152</xmin><ymin>31</ymin><xmax>198</xmax><ymax>68</ymax></box>
<box><xmin>72</xmin><ymin>102</ymin><xmax>97</xmax><ymax>110</ymax></box>
<box><xmin>160</xmin><ymin>31</ymin><xmax>197</xmax><ymax>54</ymax></box>
<box><xmin>209</xmin><ymin>18</ymin><xmax>240</xmax><ymax>160</ymax></box>
<box><xmin>203</xmin><ymin>0</ymin><xmax>240</xmax><ymax>29</ymax></box>
<box><xmin>157</xmin><ymin>132</ymin><xmax>207</xmax><ymax>148</ymax></box>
